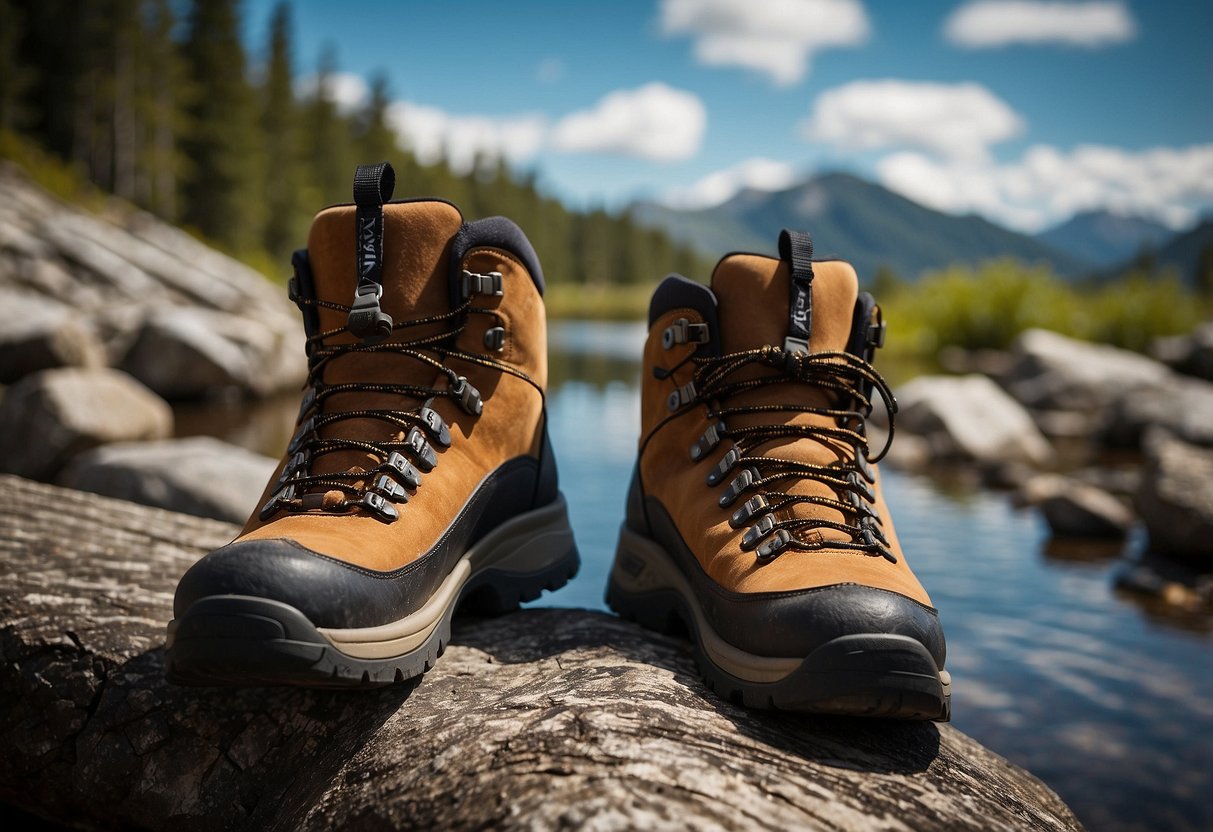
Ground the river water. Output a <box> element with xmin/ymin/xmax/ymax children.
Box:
<box><xmin>178</xmin><ymin>320</ymin><xmax>1213</xmax><ymax>832</ymax></box>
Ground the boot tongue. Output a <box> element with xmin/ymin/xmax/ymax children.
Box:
<box><xmin>306</xmin><ymin>200</ymin><xmax>463</xmax><ymax>335</ymax></box>
<box><xmin>301</xmin><ymin>199</ymin><xmax>465</xmax><ymax>481</ymax></box>
<box><xmin>709</xmin><ymin>252</ymin><xmax>857</xmax><ymax>355</ymax></box>
<box><xmin>709</xmin><ymin>246</ymin><xmax>863</xmax><ymax>544</ymax></box>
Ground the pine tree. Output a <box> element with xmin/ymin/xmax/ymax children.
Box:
<box><xmin>180</xmin><ymin>0</ymin><xmax>264</xmax><ymax>253</ymax></box>
<box><xmin>354</xmin><ymin>73</ymin><xmax>400</xmax><ymax>165</ymax></box>
<box><xmin>301</xmin><ymin>45</ymin><xmax>352</xmax><ymax>206</ymax></box>
<box><xmin>136</xmin><ymin>0</ymin><xmax>186</xmax><ymax>219</ymax></box>
<box><xmin>260</xmin><ymin>1</ymin><xmax>306</xmax><ymax>263</ymax></box>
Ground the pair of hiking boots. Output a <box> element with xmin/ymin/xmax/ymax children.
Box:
<box><xmin>167</xmin><ymin>163</ymin><xmax>951</xmax><ymax>721</ymax></box>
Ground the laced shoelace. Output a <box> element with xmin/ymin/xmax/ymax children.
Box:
<box><xmin>259</xmin><ymin>293</ymin><xmax>538</xmax><ymax>523</ymax></box>
<box><xmin>651</xmin><ymin>343</ymin><xmax>898</xmax><ymax>564</ymax></box>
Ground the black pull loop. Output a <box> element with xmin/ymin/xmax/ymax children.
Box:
<box><xmin>778</xmin><ymin>228</ymin><xmax>814</xmax><ymax>353</ymax></box>
<box><xmin>348</xmin><ymin>162</ymin><xmax>396</xmax><ymax>343</ymax></box>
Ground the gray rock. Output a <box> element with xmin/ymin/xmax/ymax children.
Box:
<box><xmin>1100</xmin><ymin>375</ymin><xmax>1213</xmax><ymax>448</ymax></box>
<box><xmin>120</xmin><ymin>305</ymin><xmax>305</xmax><ymax>400</ymax></box>
<box><xmin>0</xmin><ymin>290</ymin><xmax>105</xmax><ymax>382</ymax></box>
<box><xmin>1136</xmin><ymin>429</ymin><xmax>1213</xmax><ymax>563</ymax></box>
<box><xmin>59</xmin><ymin>436</ymin><xmax>275</xmax><ymax>523</ymax></box>
<box><xmin>896</xmin><ymin>374</ymin><xmax>1052</xmax><ymax>466</ymax></box>
<box><xmin>1151</xmin><ymin>322</ymin><xmax>1213</xmax><ymax>381</ymax></box>
<box><xmin>1021</xmin><ymin>474</ymin><xmax>1134</xmax><ymax>538</ymax></box>
<box><xmin>1001</xmin><ymin>328</ymin><xmax>1171</xmax><ymax>411</ymax></box>
<box><xmin>0</xmin><ymin>166</ymin><xmax>305</xmax><ymax>398</ymax></box>
<box><xmin>0</xmin><ymin>367</ymin><xmax>172</xmax><ymax>480</ymax></box>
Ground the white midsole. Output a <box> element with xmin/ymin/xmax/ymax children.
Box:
<box><xmin>612</xmin><ymin>526</ymin><xmax>802</xmax><ymax>684</ymax></box>
<box><xmin>317</xmin><ymin>495</ymin><xmax>573</xmax><ymax>660</ymax></box>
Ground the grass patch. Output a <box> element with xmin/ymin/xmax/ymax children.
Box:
<box><xmin>880</xmin><ymin>259</ymin><xmax>1208</xmax><ymax>356</ymax></box>
<box><xmin>545</xmin><ymin>282</ymin><xmax>655</xmax><ymax>321</ymax></box>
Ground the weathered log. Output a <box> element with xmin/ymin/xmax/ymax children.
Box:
<box><xmin>0</xmin><ymin>475</ymin><xmax>1083</xmax><ymax>831</ymax></box>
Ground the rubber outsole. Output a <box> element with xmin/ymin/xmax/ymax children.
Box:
<box><xmin>166</xmin><ymin>499</ymin><xmax>579</xmax><ymax>688</ymax></box>
<box><xmin>606</xmin><ymin>527</ymin><xmax>951</xmax><ymax>721</ymax></box>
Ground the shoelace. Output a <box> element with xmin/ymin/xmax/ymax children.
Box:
<box><xmin>259</xmin><ymin>292</ymin><xmax>537</xmax><ymax>523</ymax></box>
<box><xmin>655</xmin><ymin>344</ymin><xmax>898</xmax><ymax>564</ymax></box>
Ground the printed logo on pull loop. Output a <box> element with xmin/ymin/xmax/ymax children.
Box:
<box><xmin>347</xmin><ymin>161</ymin><xmax>396</xmax><ymax>343</ymax></box>
<box><xmin>778</xmin><ymin>228</ymin><xmax>815</xmax><ymax>354</ymax></box>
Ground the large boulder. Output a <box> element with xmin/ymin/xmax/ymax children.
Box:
<box><xmin>1136</xmin><ymin>429</ymin><xmax>1213</xmax><ymax>563</ymax></box>
<box><xmin>895</xmin><ymin>374</ymin><xmax>1052</xmax><ymax>466</ymax></box>
<box><xmin>120</xmin><ymin>306</ymin><xmax>304</xmax><ymax>400</ymax></box>
<box><xmin>1151</xmin><ymin>322</ymin><xmax>1213</xmax><ymax>382</ymax></box>
<box><xmin>1000</xmin><ymin>328</ymin><xmax>1171</xmax><ymax>411</ymax></box>
<box><xmin>0</xmin><ymin>165</ymin><xmax>305</xmax><ymax>397</ymax></box>
<box><xmin>0</xmin><ymin>367</ymin><xmax>172</xmax><ymax>480</ymax></box>
<box><xmin>0</xmin><ymin>289</ymin><xmax>105</xmax><ymax>382</ymax></box>
<box><xmin>59</xmin><ymin>436</ymin><xmax>276</xmax><ymax>523</ymax></box>
<box><xmin>1100</xmin><ymin>375</ymin><xmax>1213</xmax><ymax>449</ymax></box>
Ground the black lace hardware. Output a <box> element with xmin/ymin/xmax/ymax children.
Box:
<box><xmin>259</xmin><ymin>484</ymin><xmax>296</xmax><ymax>522</ymax></box>
<box><xmin>462</xmin><ymin>270</ymin><xmax>503</xmax><ymax>300</ymax></box>
<box><xmin>707</xmin><ymin>447</ymin><xmax>740</xmax><ymax>486</ymax></box>
<box><xmin>405</xmin><ymin>426</ymin><xmax>438</xmax><ymax>471</ymax></box>
<box><xmin>666</xmin><ymin>381</ymin><xmax>696</xmax><ymax>411</ymax></box>
<box><xmin>452</xmin><ymin>376</ymin><xmax>483</xmax><ymax>415</ymax></box>
<box><xmin>419</xmin><ymin>405</ymin><xmax>452</xmax><ymax>447</ymax></box>
<box><xmin>380</xmin><ymin>451</ymin><xmax>421</xmax><ymax>489</ymax></box>
<box><xmin>690</xmin><ymin>420</ymin><xmax>727</xmax><ymax>462</ymax></box>
<box><xmin>373</xmin><ymin>473</ymin><xmax>409</xmax><ymax>503</ymax></box>
<box><xmin>755</xmin><ymin>529</ymin><xmax>793</xmax><ymax>562</ymax></box>
<box><xmin>730</xmin><ymin>494</ymin><xmax>769</xmax><ymax>528</ymax></box>
<box><xmin>484</xmin><ymin>326</ymin><xmax>506</xmax><ymax>351</ymax></box>
<box><xmin>288</xmin><ymin>416</ymin><xmax>315</xmax><ymax>455</ymax></box>
<box><xmin>741</xmin><ymin>513</ymin><xmax>777</xmax><ymax>551</ymax></box>
<box><xmin>361</xmin><ymin>490</ymin><xmax>398</xmax><ymax>522</ymax></box>
<box><xmin>719</xmin><ymin>467</ymin><xmax>759</xmax><ymax>507</ymax></box>
<box><xmin>662</xmin><ymin>317</ymin><xmax>710</xmax><ymax>349</ymax></box>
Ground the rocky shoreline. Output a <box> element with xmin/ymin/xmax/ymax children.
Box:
<box><xmin>881</xmin><ymin>324</ymin><xmax>1213</xmax><ymax>612</ymax></box>
<box><xmin>0</xmin><ymin>166</ymin><xmax>294</xmax><ymax>522</ymax></box>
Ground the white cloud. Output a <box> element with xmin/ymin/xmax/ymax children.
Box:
<box><xmin>385</xmin><ymin>102</ymin><xmax>547</xmax><ymax>174</ymax></box>
<box><xmin>294</xmin><ymin>71</ymin><xmax>369</xmax><ymax>113</ymax></box>
<box><xmin>803</xmin><ymin>79</ymin><xmax>1024</xmax><ymax>161</ymax></box>
<box><xmin>944</xmin><ymin>1</ymin><xmax>1136</xmax><ymax>49</ymax></box>
<box><xmin>549</xmin><ymin>83</ymin><xmax>706</xmax><ymax>162</ymax></box>
<box><xmin>660</xmin><ymin>0</ymin><xmax>870</xmax><ymax>86</ymax></box>
<box><xmin>877</xmin><ymin>143</ymin><xmax>1213</xmax><ymax>232</ymax></box>
<box><xmin>663</xmin><ymin>158</ymin><xmax>799</xmax><ymax>209</ymax></box>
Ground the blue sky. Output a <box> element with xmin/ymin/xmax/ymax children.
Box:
<box><xmin>243</xmin><ymin>0</ymin><xmax>1213</xmax><ymax>232</ymax></box>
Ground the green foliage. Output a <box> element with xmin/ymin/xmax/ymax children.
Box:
<box><xmin>879</xmin><ymin>259</ymin><xmax>1207</xmax><ymax>356</ymax></box>
<box><xmin>180</xmin><ymin>0</ymin><xmax>264</xmax><ymax>254</ymax></box>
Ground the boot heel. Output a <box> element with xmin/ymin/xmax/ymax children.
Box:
<box><xmin>605</xmin><ymin>525</ymin><xmax>686</xmax><ymax>635</ymax></box>
<box><xmin>458</xmin><ymin>494</ymin><xmax>581</xmax><ymax>615</ymax></box>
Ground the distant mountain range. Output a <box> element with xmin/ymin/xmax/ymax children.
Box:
<box><xmin>632</xmin><ymin>172</ymin><xmax>1202</xmax><ymax>283</ymax></box>
<box><xmin>1034</xmin><ymin>210</ymin><xmax>1170</xmax><ymax>267</ymax></box>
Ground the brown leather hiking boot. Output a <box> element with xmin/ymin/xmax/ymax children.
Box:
<box><xmin>167</xmin><ymin>163</ymin><xmax>578</xmax><ymax>686</ymax></box>
<box><xmin>606</xmin><ymin>229</ymin><xmax>950</xmax><ymax>719</ymax></box>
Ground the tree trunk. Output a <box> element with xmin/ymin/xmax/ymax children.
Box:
<box><xmin>0</xmin><ymin>475</ymin><xmax>1083</xmax><ymax>831</ymax></box>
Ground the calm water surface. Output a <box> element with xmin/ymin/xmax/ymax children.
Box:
<box><xmin>179</xmin><ymin>320</ymin><xmax>1213</xmax><ymax>832</ymax></box>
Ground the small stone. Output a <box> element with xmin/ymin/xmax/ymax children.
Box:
<box><xmin>0</xmin><ymin>368</ymin><xmax>172</xmax><ymax>481</ymax></box>
<box><xmin>1024</xmin><ymin>474</ymin><xmax>1134</xmax><ymax>539</ymax></box>
<box><xmin>58</xmin><ymin>436</ymin><xmax>276</xmax><ymax>523</ymax></box>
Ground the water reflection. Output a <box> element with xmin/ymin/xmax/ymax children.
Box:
<box><xmin>173</xmin><ymin>320</ymin><xmax>1212</xmax><ymax>832</ymax></box>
